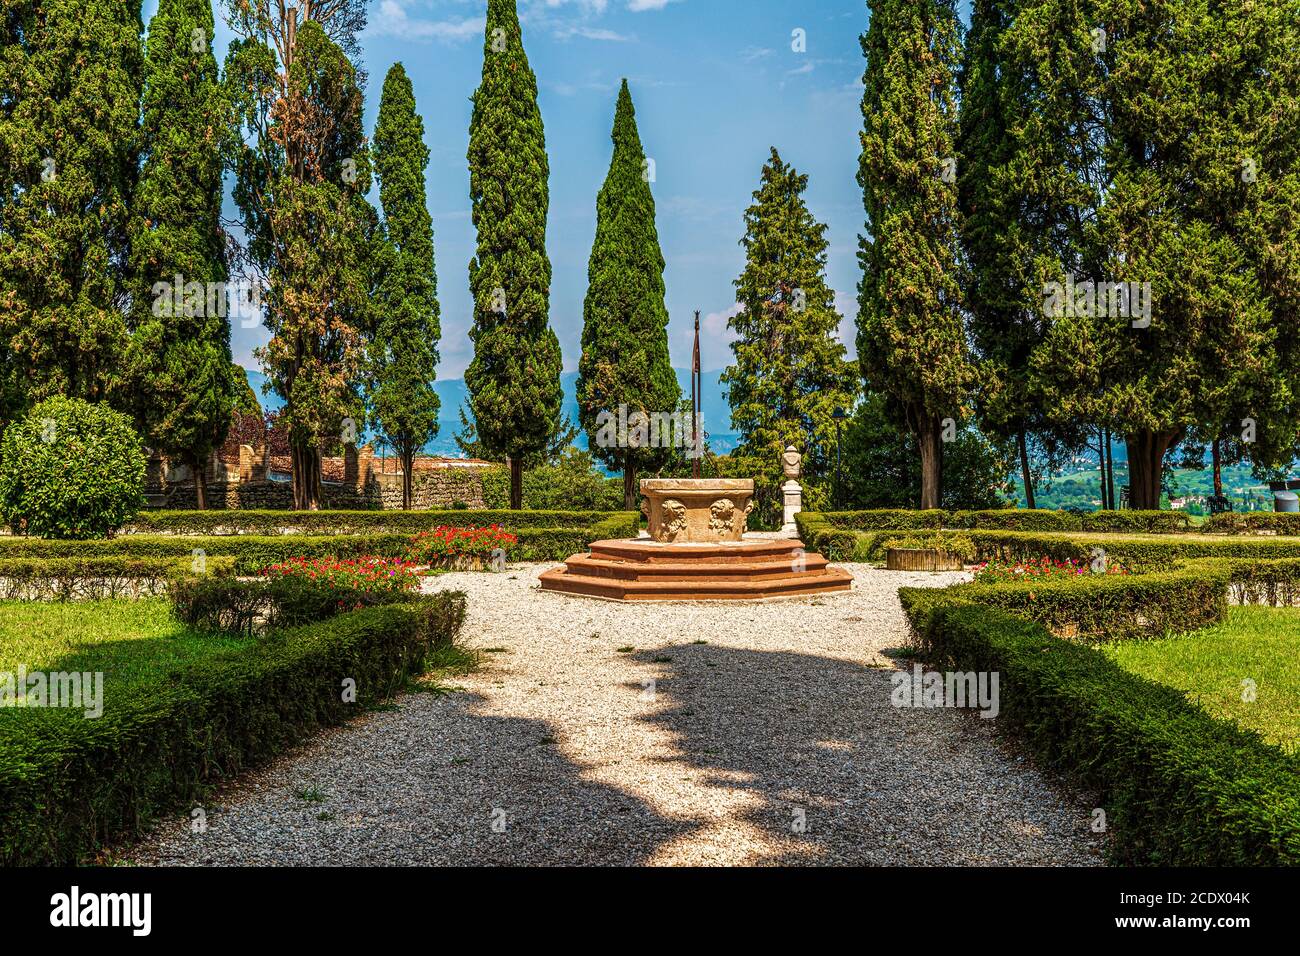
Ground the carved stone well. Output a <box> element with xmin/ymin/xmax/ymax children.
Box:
<box><xmin>639</xmin><ymin>478</ymin><xmax>755</xmax><ymax>543</ymax></box>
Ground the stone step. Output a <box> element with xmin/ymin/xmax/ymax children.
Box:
<box><xmin>537</xmin><ymin>565</ymin><xmax>853</xmax><ymax>602</ymax></box>
<box><xmin>563</xmin><ymin>551</ymin><xmax>830</xmax><ymax>582</ymax></box>
<box><xmin>586</xmin><ymin>538</ymin><xmax>810</xmax><ymax>565</ymax></box>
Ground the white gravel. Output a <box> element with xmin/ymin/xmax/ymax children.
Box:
<box><xmin>125</xmin><ymin>561</ymin><xmax>1106</xmax><ymax>866</ymax></box>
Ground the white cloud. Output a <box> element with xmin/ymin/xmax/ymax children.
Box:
<box><xmin>553</xmin><ymin>25</ymin><xmax>631</xmax><ymax>41</ymax></box>
<box><xmin>367</xmin><ymin>1</ymin><xmax>484</xmax><ymax>42</ymax></box>
<box><xmin>627</xmin><ymin>0</ymin><xmax>680</xmax><ymax>11</ymax></box>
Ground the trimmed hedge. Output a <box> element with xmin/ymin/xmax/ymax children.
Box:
<box><xmin>0</xmin><ymin>555</ymin><xmax>237</xmax><ymax>600</ymax></box>
<box><xmin>0</xmin><ymin>593</ymin><xmax>466</xmax><ymax>866</ymax></box>
<box><xmin>0</xmin><ymin>512</ymin><xmax>640</xmax><ymax>571</ymax></box>
<box><xmin>965</xmin><ymin>529</ymin><xmax>1300</xmax><ymax>571</ymax></box>
<box><xmin>946</xmin><ymin>509</ymin><xmax>1081</xmax><ymax>532</ymax></box>
<box><xmin>1078</xmin><ymin>509</ymin><xmax>1191</xmax><ymax>534</ymax></box>
<box><xmin>125</xmin><ymin>508</ymin><xmax>627</xmax><ymax>536</ymax></box>
<box><xmin>820</xmin><ymin>509</ymin><xmax>947</xmax><ymax>531</ymax></box>
<box><xmin>906</xmin><ymin>602</ymin><xmax>1300</xmax><ymax>865</ymax></box>
<box><xmin>901</xmin><ymin>563</ymin><xmax>1229</xmax><ymax>642</ymax></box>
<box><xmin>170</xmin><ymin>574</ymin><xmax>422</xmax><ymax>635</ymax></box>
<box><xmin>1205</xmin><ymin>512</ymin><xmax>1300</xmax><ymax>536</ymax></box>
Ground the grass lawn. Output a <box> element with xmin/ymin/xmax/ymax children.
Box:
<box><xmin>0</xmin><ymin>598</ymin><xmax>245</xmax><ymax>692</ymax></box>
<box><xmin>1102</xmin><ymin>606</ymin><xmax>1300</xmax><ymax>755</ymax></box>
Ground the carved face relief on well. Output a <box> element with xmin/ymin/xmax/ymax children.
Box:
<box><xmin>709</xmin><ymin>498</ymin><xmax>737</xmax><ymax>535</ymax></box>
<box><xmin>661</xmin><ymin>499</ymin><xmax>688</xmax><ymax>540</ymax></box>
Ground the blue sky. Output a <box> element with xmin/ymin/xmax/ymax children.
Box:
<box><xmin>159</xmin><ymin>0</ymin><xmax>900</xmax><ymax>375</ymax></box>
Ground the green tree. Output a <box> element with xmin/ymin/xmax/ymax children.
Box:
<box><xmin>722</xmin><ymin>147</ymin><xmax>858</xmax><ymax>520</ymax></box>
<box><xmin>1016</xmin><ymin>1</ymin><xmax>1298</xmax><ymax>509</ymax></box>
<box><xmin>577</xmin><ymin>80</ymin><xmax>679</xmax><ymax>511</ymax></box>
<box><xmin>371</xmin><ymin>62</ymin><xmax>440</xmax><ymax>510</ymax></box>
<box><xmin>126</xmin><ymin>0</ymin><xmax>238</xmax><ymax>510</ymax></box>
<box><xmin>0</xmin><ymin>0</ymin><xmax>142</xmax><ymax>409</ymax></box>
<box><xmin>225</xmin><ymin>6</ymin><xmax>380</xmax><ymax>510</ymax></box>
<box><xmin>857</xmin><ymin>0</ymin><xmax>974</xmax><ymax>510</ymax></box>
<box><xmin>465</xmin><ymin>0</ymin><xmax>563</xmax><ymax>510</ymax></box>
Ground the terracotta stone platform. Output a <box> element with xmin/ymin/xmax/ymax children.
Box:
<box><xmin>538</xmin><ymin>538</ymin><xmax>853</xmax><ymax>601</ymax></box>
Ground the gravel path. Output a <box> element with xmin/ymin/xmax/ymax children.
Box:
<box><xmin>126</xmin><ymin>562</ymin><xmax>1106</xmax><ymax>866</ymax></box>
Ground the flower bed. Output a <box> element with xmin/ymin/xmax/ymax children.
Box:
<box><xmin>260</xmin><ymin>556</ymin><xmax>422</xmax><ymax>594</ymax></box>
<box><xmin>971</xmin><ymin>555</ymin><xmax>1130</xmax><ymax>584</ymax></box>
<box><xmin>408</xmin><ymin>525</ymin><xmax>518</xmax><ymax>570</ymax></box>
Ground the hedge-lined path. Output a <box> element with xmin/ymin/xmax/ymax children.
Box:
<box><xmin>127</xmin><ymin>564</ymin><xmax>1106</xmax><ymax>866</ymax></box>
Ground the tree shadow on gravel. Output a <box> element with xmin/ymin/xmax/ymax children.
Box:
<box><xmin>625</xmin><ymin>643</ymin><xmax>1105</xmax><ymax>867</ymax></box>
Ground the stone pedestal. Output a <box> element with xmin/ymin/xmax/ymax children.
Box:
<box><xmin>639</xmin><ymin>478</ymin><xmax>755</xmax><ymax>543</ymax></box>
<box><xmin>781</xmin><ymin>479</ymin><xmax>802</xmax><ymax>533</ymax></box>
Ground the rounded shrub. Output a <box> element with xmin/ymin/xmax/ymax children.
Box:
<box><xmin>0</xmin><ymin>397</ymin><xmax>147</xmax><ymax>539</ymax></box>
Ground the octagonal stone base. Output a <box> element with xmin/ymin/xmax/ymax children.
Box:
<box><xmin>639</xmin><ymin>478</ymin><xmax>755</xmax><ymax>543</ymax></box>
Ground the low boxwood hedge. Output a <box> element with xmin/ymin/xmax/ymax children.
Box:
<box><xmin>0</xmin><ymin>555</ymin><xmax>238</xmax><ymax>600</ymax></box>
<box><xmin>820</xmin><ymin>509</ymin><xmax>947</xmax><ymax>531</ymax></box>
<box><xmin>125</xmin><ymin>508</ymin><xmax>628</xmax><ymax>536</ymax></box>
<box><xmin>0</xmin><ymin>512</ymin><xmax>640</xmax><ymax>571</ymax></box>
<box><xmin>946</xmin><ymin>509</ymin><xmax>1082</xmax><ymax>532</ymax></box>
<box><xmin>1078</xmin><ymin>509</ymin><xmax>1191</xmax><ymax>534</ymax></box>
<box><xmin>900</xmin><ymin>563</ymin><xmax>1230</xmax><ymax>642</ymax></box>
<box><xmin>906</xmin><ymin>601</ymin><xmax>1300</xmax><ymax>865</ymax></box>
<box><xmin>0</xmin><ymin>592</ymin><xmax>466</xmax><ymax>866</ymax></box>
<box><xmin>965</xmin><ymin>529</ymin><xmax>1300</xmax><ymax>571</ymax></box>
<box><xmin>1204</xmin><ymin>512</ymin><xmax>1300</xmax><ymax>536</ymax></box>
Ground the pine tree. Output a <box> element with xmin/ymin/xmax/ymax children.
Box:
<box><xmin>577</xmin><ymin>80</ymin><xmax>679</xmax><ymax>511</ymax></box>
<box><xmin>0</xmin><ymin>0</ymin><xmax>142</xmax><ymax>408</ymax></box>
<box><xmin>226</xmin><ymin>7</ymin><xmax>380</xmax><ymax>510</ymax></box>
<box><xmin>125</xmin><ymin>0</ymin><xmax>238</xmax><ymax>509</ymax></box>
<box><xmin>722</xmin><ymin>147</ymin><xmax>858</xmax><ymax>519</ymax></box>
<box><xmin>857</xmin><ymin>0</ymin><xmax>974</xmax><ymax>509</ymax></box>
<box><xmin>371</xmin><ymin>62</ymin><xmax>440</xmax><ymax>510</ymax></box>
<box><xmin>465</xmin><ymin>0</ymin><xmax>563</xmax><ymax>510</ymax></box>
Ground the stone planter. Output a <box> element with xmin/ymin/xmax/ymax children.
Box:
<box><xmin>885</xmin><ymin>547</ymin><xmax>965</xmax><ymax>572</ymax></box>
<box><xmin>639</xmin><ymin>478</ymin><xmax>755</xmax><ymax>543</ymax></box>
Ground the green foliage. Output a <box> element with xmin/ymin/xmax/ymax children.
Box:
<box><xmin>465</xmin><ymin>0</ymin><xmax>563</xmax><ymax>505</ymax></box>
<box><xmin>127</xmin><ymin>507</ymin><xmax>622</xmax><ymax>534</ymax></box>
<box><xmin>125</xmin><ymin>0</ymin><xmax>238</xmax><ymax>490</ymax></box>
<box><xmin>170</xmin><ymin>572</ymin><xmax>423</xmax><ymax>636</ymax></box>
<box><xmin>1078</xmin><ymin>510</ymin><xmax>1191</xmax><ymax>534</ymax></box>
<box><xmin>371</xmin><ymin>62</ymin><xmax>441</xmax><ymax>505</ymax></box>
<box><xmin>577</xmin><ymin>81</ymin><xmax>679</xmax><ymax>497</ymax></box>
<box><xmin>0</xmin><ymin>595</ymin><xmax>466</xmax><ymax>865</ymax></box>
<box><xmin>840</xmin><ymin>394</ymin><xmax>1015</xmax><ymax>510</ymax></box>
<box><xmin>857</xmin><ymin>0</ymin><xmax>974</xmax><ymax>508</ymax></box>
<box><xmin>227</xmin><ymin>18</ymin><xmax>380</xmax><ymax>508</ymax></box>
<box><xmin>0</xmin><ymin>398</ymin><xmax>146</xmax><ymax>538</ymax></box>
<box><xmin>883</xmin><ymin>531</ymin><xmax>977</xmax><ymax>562</ymax></box>
<box><xmin>0</xmin><ymin>555</ymin><xmax>236</xmax><ymax>600</ymax></box>
<box><xmin>899</xmin><ymin>601</ymin><xmax>1300</xmax><ymax>865</ymax></box>
<box><xmin>722</xmin><ymin>147</ymin><xmax>858</xmax><ymax>497</ymax></box>
<box><xmin>1205</xmin><ymin>512</ymin><xmax>1300</xmax><ymax>536</ymax></box>
<box><xmin>0</xmin><ymin>0</ymin><xmax>141</xmax><ymax>409</ymax></box>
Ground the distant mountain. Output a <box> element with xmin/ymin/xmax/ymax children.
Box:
<box><xmin>241</xmin><ymin>366</ymin><xmax>739</xmax><ymax>460</ymax></box>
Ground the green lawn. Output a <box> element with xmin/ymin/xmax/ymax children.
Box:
<box><xmin>0</xmin><ymin>598</ymin><xmax>245</xmax><ymax>691</ymax></box>
<box><xmin>1102</xmin><ymin>606</ymin><xmax>1300</xmax><ymax>755</ymax></box>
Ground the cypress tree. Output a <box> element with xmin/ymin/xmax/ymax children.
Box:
<box><xmin>857</xmin><ymin>0</ymin><xmax>974</xmax><ymax>509</ymax></box>
<box><xmin>577</xmin><ymin>79</ymin><xmax>679</xmax><ymax>511</ymax></box>
<box><xmin>721</xmin><ymin>147</ymin><xmax>858</xmax><ymax>518</ymax></box>
<box><xmin>226</xmin><ymin>9</ymin><xmax>380</xmax><ymax>510</ymax></box>
<box><xmin>465</xmin><ymin>0</ymin><xmax>563</xmax><ymax>510</ymax></box>
<box><xmin>125</xmin><ymin>0</ymin><xmax>238</xmax><ymax>509</ymax></box>
<box><xmin>371</xmin><ymin>62</ymin><xmax>441</xmax><ymax>510</ymax></box>
<box><xmin>0</xmin><ymin>0</ymin><xmax>142</xmax><ymax>408</ymax></box>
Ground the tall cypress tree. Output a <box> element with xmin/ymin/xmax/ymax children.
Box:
<box><xmin>371</xmin><ymin>62</ymin><xmax>440</xmax><ymax>511</ymax></box>
<box><xmin>858</xmin><ymin>0</ymin><xmax>974</xmax><ymax>509</ymax></box>
<box><xmin>577</xmin><ymin>80</ymin><xmax>678</xmax><ymax>511</ymax></box>
<box><xmin>0</xmin><ymin>0</ymin><xmax>142</xmax><ymax>408</ymax></box>
<box><xmin>226</xmin><ymin>8</ymin><xmax>380</xmax><ymax>510</ymax></box>
<box><xmin>126</xmin><ymin>0</ymin><xmax>238</xmax><ymax>509</ymax></box>
<box><xmin>722</xmin><ymin>147</ymin><xmax>858</xmax><ymax>517</ymax></box>
<box><xmin>465</xmin><ymin>0</ymin><xmax>562</xmax><ymax>510</ymax></box>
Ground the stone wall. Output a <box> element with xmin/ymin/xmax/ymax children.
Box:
<box><xmin>155</xmin><ymin>465</ymin><xmax>490</xmax><ymax>511</ymax></box>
